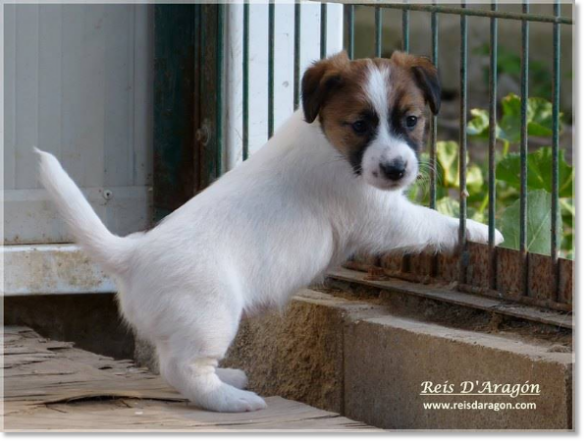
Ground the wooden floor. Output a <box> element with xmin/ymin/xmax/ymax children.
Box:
<box><xmin>2</xmin><ymin>326</ymin><xmax>376</xmax><ymax>432</ymax></box>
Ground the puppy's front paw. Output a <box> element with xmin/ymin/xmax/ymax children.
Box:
<box><xmin>465</xmin><ymin>219</ymin><xmax>504</xmax><ymax>245</ymax></box>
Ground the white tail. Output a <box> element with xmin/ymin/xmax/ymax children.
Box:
<box><xmin>34</xmin><ymin>148</ymin><xmax>134</xmax><ymax>274</ymax></box>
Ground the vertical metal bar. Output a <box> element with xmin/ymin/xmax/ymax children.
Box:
<box><xmin>488</xmin><ymin>2</ymin><xmax>498</xmax><ymax>289</ymax></box>
<box><xmin>268</xmin><ymin>0</ymin><xmax>275</xmax><ymax>138</ymax></box>
<box><xmin>402</xmin><ymin>1</ymin><xmax>410</xmax><ymax>52</ymax></box>
<box><xmin>294</xmin><ymin>0</ymin><xmax>301</xmax><ymax>110</ymax></box>
<box><xmin>321</xmin><ymin>3</ymin><xmax>328</xmax><ymax>59</ymax></box>
<box><xmin>551</xmin><ymin>0</ymin><xmax>561</xmax><ymax>299</ymax></box>
<box><xmin>400</xmin><ymin>1</ymin><xmax>411</xmax><ymax>275</ymax></box>
<box><xmin>216</xmin><ymin>3</ymin><xmax>225</xmax><ymax>176</ymax></box>
<box><xmin>243</xmin><ymin>2</ymin><xmax>250</xmax><ymax>160</ymax></box>
<box><xmin>520</xmin><ymin>0</ymin><xmax>529</xmax><ymax>293</ymax></box>
<box><xmin>427</xmin><ymin>3</ymin><xmax>440</xmax><ymax>277</ymax></box>
<box><xmin>429</xmin><ymin>5</ymin><xmax>438</xmax><ymax>210</ymax></box>
<box><xmin>347</xmin><ymin>5</ymin><xmax>355</xmax><ymax>59</ymax></box>
<box><xmin>458</xmin><ymin>1</ymin><xmax>468</xmax><ymax>284</ymax></box>
<box><xmin>375</xmin><ymin>7</ymin><xmax>382</xmax><ymax>57</ymax></box>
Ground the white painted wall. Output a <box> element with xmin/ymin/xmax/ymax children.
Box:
<box><xmin>224</xmin><ymin>1</ymin><xmax>344</xmax><ymax>170</ymax></box>
<box><xmin>4</xmin><ymin>3</ymin><xmax>154</xmax><ymax>244</ymax></box>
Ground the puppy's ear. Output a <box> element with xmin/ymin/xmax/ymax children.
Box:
<box><xmin>301</xmin><ymin>51</ymin><xmax>349</xmax><ymax>123</ymax></box>
<box><xmin>391</xmin><ymin>51</ymin><xmax>441</xmax><ymax>115</ymax></box>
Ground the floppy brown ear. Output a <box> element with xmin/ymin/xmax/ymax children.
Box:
<box><xmin>391</xmin><ymin>51</ymin><xmax>441</xmax><ymax>115</ymax></box>
<box><xmin>301</xmin><ymin>51</ymin><xmax>350</xmax><ymax>123</ymax></box>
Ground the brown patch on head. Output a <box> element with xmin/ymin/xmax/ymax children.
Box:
<box><xmin>390</xmin><ymin>51</ymin><xmax>441</xmax><ymax>115</ymax></box>
<box><xmin>301</xmin><ymin>51</ymin><xmax>351</xmax><ymax>124</ymax></box>
<box><xmin>301</xmin><ymin>50</ymin><xmax>441</xmax><ymax>174</ymax></box>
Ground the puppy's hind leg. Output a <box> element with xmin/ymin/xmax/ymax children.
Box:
<box><xmin>217</xmin><ymin>368</ymin><xmax>248</xmax><ymax>390</ymax></box>
<box><xmin>156</xmin><ymin>302</ymin><xmax>265</xmax><ymax>413</ymax></box>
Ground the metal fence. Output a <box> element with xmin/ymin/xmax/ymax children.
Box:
<box><xmin>232</xmin><ymin>1</ymin><xmax>574</xmax><ymax>311</ymax></box>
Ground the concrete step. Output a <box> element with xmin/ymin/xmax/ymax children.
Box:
<box><xmin>133</xmin><ymin>283</ymin><xmax>573</xmax><ymax>430</ymax></box>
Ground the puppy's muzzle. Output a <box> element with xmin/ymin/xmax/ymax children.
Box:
<box><xmin>380</xmin><ymin>158</ymin><xmax>407</xmax><ymax>181</ymax></box>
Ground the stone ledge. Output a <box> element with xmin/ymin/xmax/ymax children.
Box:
<box><xmin>134</xmin><ymin>289</ymin><xmax>573</xmax><ymax>430</ymax></box>
<box><xmin>344</xmin><ymin>315</ymin><xmax>573</xmax><ymax>430</ymax></box>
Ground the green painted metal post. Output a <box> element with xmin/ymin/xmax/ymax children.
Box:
<box><xmin>216</xmin><ymin>4</ymin><xmax>225</xmax><ymax>176</ymax></box>
<box><xmin>551</xmin><ymin>0</ymin><xmax>562</xmax><ymax>299</ymax></box>
<box><xmin>294</xmin><ymin>0</ymin><xmax>301</xmax><ymax>110</ymax></box>
<box><xmin>429</xmin><ymin>5</ymin><xmax>438</xmax><ymax>210</ymax></box>
<box><xmin>321</xmin><ymin>3</ymin><xmax>328</xmax><ymax>59</ymax></box>
<box><xmin>347</xmin><ymin>5</ymin><xmax>355</xmax><ymax>59</ymax></box>
<box><xmin>375</xmin><ymin>7</ymin><xmax>382</xmax><ymax>57</ymax></box>
<box><xmin>458</xmin><ymin>1</ymin><xmax>468</xmax><ymax>284</ymax></box>
<box><xmin>402</xmin><ymin>3</ymin><xmax>410</xmax><ymax>52</ymax></box>
<box><xmin>488</xmin><ymin>2</ymin><xmax>498</xmax><ymax>289</ymax></box>
<box><xmin>268</xmin><ymin>1</ymin><xmax>275</xmax><ymax>138</ymax></box>
<box><xmin>199</xmin><ymin>4</ymin><xmax>225</xmax><ymax>188</ymax></box>
<box><xmin>153</xmin><ymin>5</ymin><xmax>197</xmax><ymax>222</ymax></box>
<box><xmin>243</xmin><ymin>2</ymin><xmax>250</xmax><ymax>160</ymax></box>
<box><xmin>520</xmin><ymin>0</ymin><xmax>529</xmax><ymax>294</ymax></box>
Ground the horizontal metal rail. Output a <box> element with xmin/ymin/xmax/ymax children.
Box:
<box><xmin>320</xmin><ymin>0</ymin><xmax>573</xmax><ymax>24</ymax></box>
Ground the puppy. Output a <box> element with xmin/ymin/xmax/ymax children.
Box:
<box><xmin>36</xmin><ymin>50</ymin><xmax>503</xmax><ymax>413</ymax></box>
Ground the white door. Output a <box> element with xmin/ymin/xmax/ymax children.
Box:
<box><xmin>3</xmin><ymin>4</ymin><xmax>154</xmax><ymax>295</ymax></box>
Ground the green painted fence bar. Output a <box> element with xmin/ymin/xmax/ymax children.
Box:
<box><xmin>520</xmin><ymin>0</ymin><xmax>529</xmax><ymax>293</ymax></box>
<box><xmin>458</xmin><ymin>1</ymin><xmax>468</xmax><ymax>283</ymax></box>
<box><xmin>552</xmin><ymin>0</ymin><xmax>562</xmax><ymax>300</ymax></box>
<box><xmin>268</xmin><ymin>1</ymin><xmax>275</xmax><ymax>138</ymax></box>
<box><xmin>429</xmin><ymin>4</ymin><xmax>438</xmax><ymax>210</ymax></box>
<box><xmin>243</xmin><ymin>2</ymin><xmax>250</xmax><ymax>160</ymax></box>
<box><xmin>347</xmin><ymin>4</ymin><xmax>355</xmax><ymax>59</ymax></box>
<box><xmin>216</xmin><ymin>3</ymin><xmax>225</xmax><ymax>176</ymax></box>
<box><xmin>375</xmin><ymin>6</ymin><xmax>382</xmax><ymax>57</ymax></box>
<box><xmin>294</xmin><ymin>0</ymin><xmax>301</xmax><ymax>110</ymax></box>
<box><xmin>488</xmin><ymin>2</ymin><xmax>498</xmax><ymax>289</ymax></box>
<box><xmin>402</xmin><ymin>3</ymin><xmax>410</xmax><ymax>52</ymax></box>
<box><xmin>321</xmin><ymin>3</ymin><xmax>328</xmax><ymax>59</ymax></box>
<box><xmin>400</xmin><ymin>1</ymin><xmax>411</xmax><ymax>274</ymax></box>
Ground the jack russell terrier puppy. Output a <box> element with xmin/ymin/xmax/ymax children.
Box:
<box><xmin>36</xmin><ymin>50</ymin><xmax>503</xmax><ymax>413</ymax></box>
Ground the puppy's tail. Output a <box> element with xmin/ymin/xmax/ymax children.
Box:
<box><xmin>35</xmin><ymin>148</ymin><xmax>135</xmax><ymax>274</ymax></box>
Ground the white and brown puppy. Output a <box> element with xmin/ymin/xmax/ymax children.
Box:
<box><xmin>36</xmin><ymin>51</ymin><xmax>503</xmax><ymax>413</ymax></box>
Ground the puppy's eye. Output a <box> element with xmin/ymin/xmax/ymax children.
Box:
<box><xmin>406</xmin><ymin>116</ymin><xmax>418</xmax><ymax>128</ymax></box>
<box><xmin>352</xmin><ymin>120</ymin><xmax>368</xmax><ymax>134</ymax></box>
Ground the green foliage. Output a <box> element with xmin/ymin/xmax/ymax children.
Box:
<box><xmin>474</xmin><ymin>44</ymin><xmax>553</xmax><ymax>101</ymax></box>
<box><xmin>466</xmin><ymin>94</ymin><xmax>563</xmax><ymax>144</ymax></box>
<box><xmin>435</xmin><ymin>141</ymin><xmax>484</xmax><ymax>193</ymax></box>
<box><xmin>498</xmin><ymin>189</ymin><xmax>562</xmax><ymax>255</ymax></box>
<box><xmin>436</xmin><ymin>196</ymin><xmax>460</xmax><ymax>218</ymax></box>
<box><xmin>496</xmin><ymin>146</ymin><xmax>574</xmax><ymax>198</ymax></box>
<box><xmin>411</xmin><ymin>93</ymin><xmax>574</xmax><ymax>258</ymax></box>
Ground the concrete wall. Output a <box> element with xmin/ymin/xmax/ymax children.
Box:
<box><xmin>134</xmin><ymin>288</ymin><xmax>573</xmax><ymax>430</ymax></box>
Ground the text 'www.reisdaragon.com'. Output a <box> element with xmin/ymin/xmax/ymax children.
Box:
<box><xmin>422</xmin><ymin>401</ymin><xmax>537</xmax><ymax>412</ymax></box>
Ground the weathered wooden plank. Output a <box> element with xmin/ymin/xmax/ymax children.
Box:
<box><xmin>2</xmin><ymin>327</ymin><xmax>376</xmax><ymax>432</ymax></box>
<box><xmin>4</xmin><ymin>397</ymin><xmax>375</xmax><ymax>431</ymax></box>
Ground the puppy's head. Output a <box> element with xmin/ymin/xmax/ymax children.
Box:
<box><xmin>302</xmin><ymin>50</ymin><xmax>440</xmax><ymax>191</ymax></box>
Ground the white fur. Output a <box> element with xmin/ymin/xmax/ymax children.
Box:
<box><xmin>362</xmin><ymin>62</ymin><xmax>418</xmax><ymax>190</ymax></box>
<box><xmin>35</xmin><ymin>106</ymin><xmax>503</xmax><ymax>413</ymax></box>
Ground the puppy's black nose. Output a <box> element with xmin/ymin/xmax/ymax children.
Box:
<box><xmin>380</xmin><ymin>159</ymin><xmax>407</xmax><ymax>181</ymax></box>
